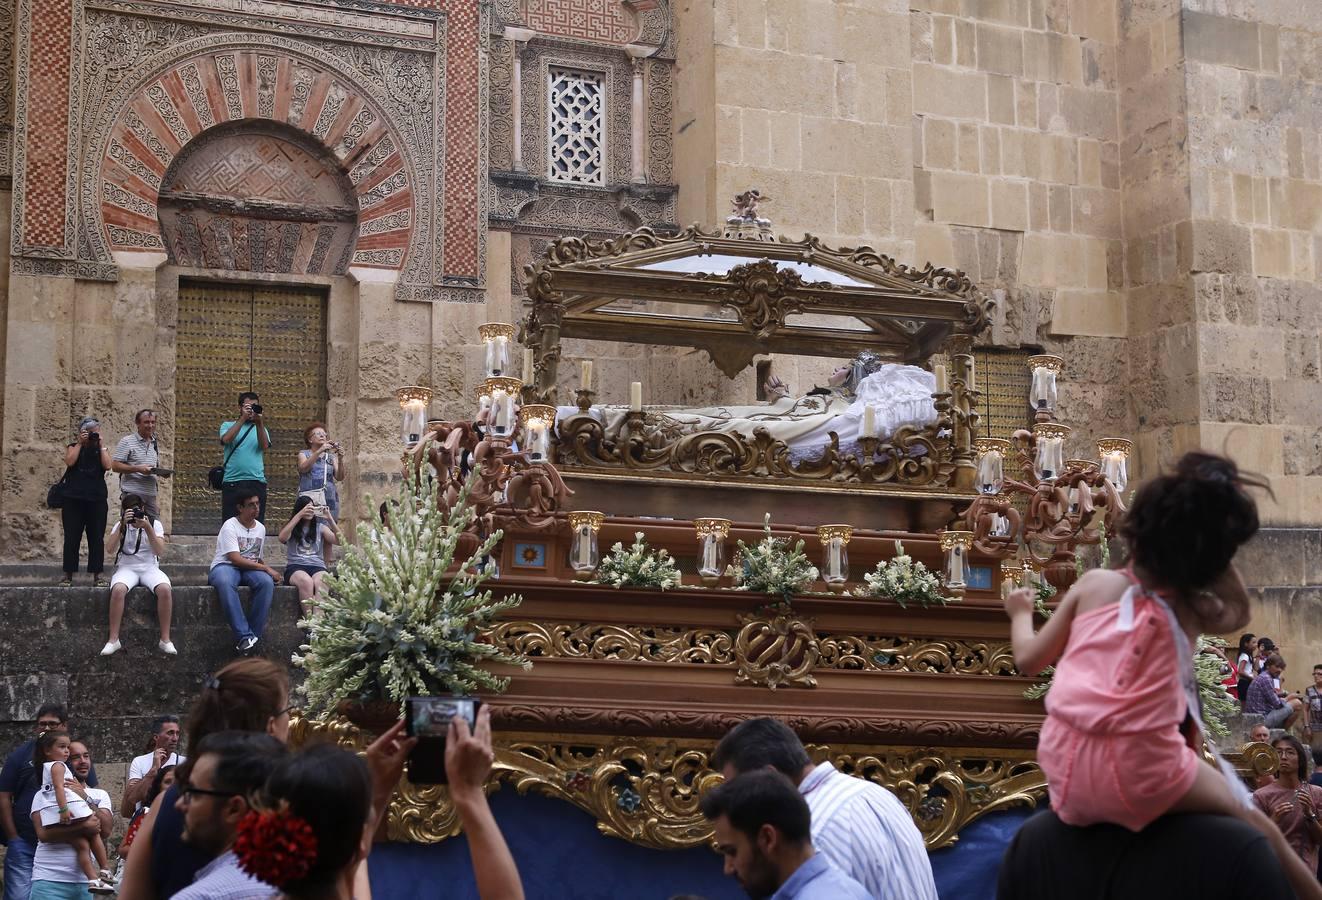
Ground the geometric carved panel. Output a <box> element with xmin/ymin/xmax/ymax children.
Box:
<box><xmin>522</xmin><ymin>0</ymin><xmax>636</xmax><ymax>45</ymax></box>
<box><xmin>157</xmin><ymin>123</ymin><xmax>358</xmax><ymax>275</ymax></box>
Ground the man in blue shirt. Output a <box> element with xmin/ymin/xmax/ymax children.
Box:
<box><xmin>0</xmin><ymin>704</ymin><xmax>100</xmax><ymax>900</ymax></box>
<box><xmin>701</xmin><ymin>769</ymin><xmax>870</xmax><ymax>900</ymax></box>
<box><xmin>219</xmin><ymin>391</ymin><xmax>272</xmax><ymax>524</ymax></box>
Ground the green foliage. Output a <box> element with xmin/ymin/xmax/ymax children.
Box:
<box><xmin>595</xmin><ymin>532</ymin><xmax>682</xmax><ymax>590</ymax></box>
<box><xmin>855</xmin><ymin>541</ymin><xmax>952</xmax><ymax>609</ymax></box>
<box><xmin>729</xmin><ymin>514</ymin><xmax>819</xmax><ymax>603</ymax></box>
<box><xmin>294</xmin><ymin>468</ymin><xmax>529</xmax><ymax>716</ymax></box>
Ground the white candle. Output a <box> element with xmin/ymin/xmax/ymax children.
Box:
<box><xmin>581</xmin><ymin>360</ymin><xmax>593</xmax><ymax>390</ymax></box>
<box><xmin>630</xmin><ymin>381</ymin><xmax>642</xmax><ymax>411</ymax></box>
<box><xmin>862</xmin><ymin>406</ymin><xmax>876</xmax><ymax>439</ymax></box>
<box><xmin>934</xmin><ymin>364</ymin><xmax>948</xmax><ymax>393</ymax></box>
<box><xmin>828</xmin><ymin>541</ymin><xmax>842</xmax><ymax>573</ymax></box>
<box><xmin>578</xmin><ymin>526</ymin><xmax>593</xmax><ymax>565</ymax></box>
<box><xmin>701</xmin><ymin>537</ymin><xmax>718</xmax><ymax>572</ymax></box>
<box><xmin>522</xmin><ymin>348</ymin><xmax>535</xmax><ymax>383</ymax></box>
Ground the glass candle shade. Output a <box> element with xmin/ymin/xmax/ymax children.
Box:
<box><xmin>990</xmin><ymin>511</ymin><xmax>1012</xmax><ymax>538</ymax></box>
<box><xmin>974</xmin><ymin>438</ymin><xmax>1010</xmax><ymax>496</ymax></box>
<box><xmin>940</xmin><ymin>530</ymin><xmax>974</xmax><ymax>591</ymax></box>
<box><xmin>395</xmin><ymin>386</ymin><xmax>433</xmax><ymax>447</ymax></box>
<box><xmin>481</xmin><ymin>377</ymin><xmax>523</xmax><ymax>439</ymax></box>
<box><xmin>1028</xmin><ymin>355</ymin><xmax>1063</xmax><ymax>413</ymax></box>
<box><xmin>1032</xmin><ymin>423</ymin><xmax>1071</xmax><ymax>481</ymax></box>
<box><xmin>1098</xmin><ymin>439</ymin><xmax>1132</xmax><ymax>495</ymax></box>
<box><xmin>694</xmin><ymin>518</ymin><xmax>732</xmax><ymax>584</ymax></box>
<box><xmin>817</xmin><ymin>525</ymin><xmax>853</xmax><ymax>592</ymax></box>
<box><xmin>518</xmin><ymin>404</ymin><xmax>556</xmax><ymax>462</ymax></box>
<box><xmin>567</xmin><ymin>511</ymin><xmax>604</xmax><ymax>578</ymax></box>
<box><xmin>478</xmin><ymin>323</ymin><xmax>516</xmax><ymax>377</ymax></box>
<box><xmin>1000</xmin><ymin>558</ymin><xmax>1022</xmax><ymax>591</ymax></box>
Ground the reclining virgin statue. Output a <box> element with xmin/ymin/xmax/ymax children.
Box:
<box><xmin>557</xmin><ymin>351</ymin><xmax>937</xmax><ymax>463</ymax></box>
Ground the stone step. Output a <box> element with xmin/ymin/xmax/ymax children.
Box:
<box><xmin>0</xmin><ymin>585</ymin><xmax>305</xmax><ymax>761</ymax></box>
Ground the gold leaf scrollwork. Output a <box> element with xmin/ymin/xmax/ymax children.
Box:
<box><xmin>486</xmin><ymin>621</ymin><xmax>736</xmax><ymax>664</ymax></box>
<box><xmin>734</xmin><ymin>612</ymin><xmax>820</xmax><ymax>689</ymax></box>
<box><xmin>817</xmin><ymin>634</ymin><xmax>1017</xmax><ymax>676</ymax></box>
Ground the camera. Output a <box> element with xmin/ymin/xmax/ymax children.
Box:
<box><xmin>249</xmin><ymin>403</ymin><xmax>263</xmax><ymax>416</ymax></box>
<box><xmin>86</xmin><ymin>432</ymin><xmax>100</xmax><ymax>446</ymax></box>
<box><xmin>404</xmin><ymin>696</ymin><xmax>481</xmax><ymax>784</ymax></box>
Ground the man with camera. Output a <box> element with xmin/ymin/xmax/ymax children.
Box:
<box><xmin>101</xmin><ymin>493</ymin><xmax>175</xmax><ymax>657</ymax></box>
<box><xmin>218</xmin><ymin>392</ymin><xmax>271</xmax><ymax>524</ymax></box>
<box><xmin>112</xmin><ymin>410</ymin><xmax>169</xmax><ymax>518</ymax></box>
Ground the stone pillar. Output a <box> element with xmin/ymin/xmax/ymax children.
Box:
<box><xmin>626</xmin><ymin>45</ymin><xmax>650</xmax><ymax>184</ymax></box>
<box><xmin>504</xmin><ymin>27</ymin><xmax>536</xmax><ymax>173</ymax></box>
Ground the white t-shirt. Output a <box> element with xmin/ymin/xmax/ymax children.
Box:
<box><xmin>111</xmin><ymin>519</ymin><xmax>166</xmax><ymax>569</ymax></box>
<box><xmin>30</xmin><ymin>787</ymin><xmax>112</xmax><ymax>883</ymax></box>
<box><xmin>210</xmin><ymin>517</ymin><xmax>266</xmax><ymax>569</ymax></box>
<box><xmin>127</xmin><ymin>751</ymin><xmax>184</xmax><ymax>812</ymax></box>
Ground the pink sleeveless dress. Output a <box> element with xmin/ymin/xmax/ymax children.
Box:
<box><xmin>1037</xmin><ymin>573</ymin><xmax>1201</xmax><ymax>831</ymax></box>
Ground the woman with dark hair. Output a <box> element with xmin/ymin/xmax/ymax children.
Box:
<box><xmin>1236</xmin><ymin>633</ymin><xmax>1257</xmax><ymax>707</ymax></box>
<box><xmin>235</xmin><ymin>707</ymin><xmax>524</xmax><ymax>900</ymax></box>
<box><xmin>117</xmin><ymin>657</ymin><xmax>291</xmax><ymax>899</ymax></box>
<box><xmin>1254</xmin><ymin>734</ymin><xmax>1322</xmax><ymax>876</ymax></box>
<box><xmin>58</xmin><ymin>416</ymin><xmax>112</xmax><ymax>587</ymax></box>
<box><xmin>276</xmin><ymin>496</ymin><xmax>338</xmax><ymax>616</ymax></box>
<box><xmin>1004</xmin><ymin>451</ymin><xmax>1322</xmax><ymax>899</ymax></box>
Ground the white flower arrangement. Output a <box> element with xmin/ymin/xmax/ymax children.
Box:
<box><xmin>595</xmin><ymin>532</ymin><xmax>683</xmax><ymax>590</ymax></box>
<box><xmin>855</xmin><ymin>541</ymin><xmax>951</xmax><ymax>609</ymax></box>
<box><xmin>728</xmin><ymin>514</ymin><xmax>819</xmax><ymax>603</ymax></box>
<box><xmin>294</xmin><ymin>468</ymin><xmax>530</xmax><ymax>717</ymax></box>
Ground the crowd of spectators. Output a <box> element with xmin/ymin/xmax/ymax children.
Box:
<box><xmin>51</xmin><ymin>397</ymin><xmax>346</xmax><ymax>656</ymax></box>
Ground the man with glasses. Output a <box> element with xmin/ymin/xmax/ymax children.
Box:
<box><xmin>170</xmin><ymin>732</ymin><xmax>286</xmax><ymax>900</ymax></box>
<box><xmin>112</xmin><ymin>410</ymin><xmax>166</xmax><ymax>518</ymax></box>
<box><xmin>207</xmin><ymin>491</ymin><xmax>282</xmax><ymax>655</ymax></box>
<box><xmin>0</xmin><ymin>705</ymin><xmax>100</xmax><ymax>900</ymax></box>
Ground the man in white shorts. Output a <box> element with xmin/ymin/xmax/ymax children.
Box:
<box><xmin>101</xmin><ymin>493</ymin><xmax>175</xmax><ymax>656</ymax></box>
<box><xmin>29</xmin><ymin>741</ymin><xmax>114</xmax><ymax>899</ymax></box>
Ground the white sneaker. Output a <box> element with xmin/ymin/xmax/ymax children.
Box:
<box><xmin>99</xmin><ymin>867</ymin><xmax>117</xmax><ymax>884</ymax></box>
<box><xmin>88</xmin><ymin>878</ymin><xmax>115</xmax><ymax>894</ymax></box>
<box><xmin>158</xmin><ymin>640</ymin><xmax>177</xmax><ymax>655</ymax></box>
<box><xmin>237</xmin><ymin>635</ymin><xmax>258</xmax><ymax>653</ymax></box>
<box><xmin>99</xmin><ymin>640</ymin><xmax>121</xmax><ymax>657</ymax></box>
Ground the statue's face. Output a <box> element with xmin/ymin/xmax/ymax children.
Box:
<box><xmin>828</xmin><ymin>365</ymin><xmax>851</xmax><ymax>387</ymax></box>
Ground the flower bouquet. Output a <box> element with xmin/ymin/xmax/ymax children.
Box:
<box><xmin>595</xmin><ymin>532</ymin><xmax>683</xmax><ymax>590</ymax></box>
<box><xmin>855</xmin><ymin>541</ymin><xmax>950</xmax><ymax>609</ymax></box>
<box><xmin>728</xmin><ymin>514</ymin><xmax>819</xmax><ymax>603</ymax></box>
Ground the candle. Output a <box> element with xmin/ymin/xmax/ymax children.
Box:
<box><xmin>581</xmin><ymin>360</ymin><xmax>593</xmax><ymax>390</ymax></box>
<box><xmin>702</xmin><ymin>537</ymin><xmax>718</xmax><ymax>572</ymax></box>
<box><xmin>630</xmin><ymin>381</ymin><xmax>642</xmax><ymax>411</ymax></box>
<box><xmin>828</xmin><ymin>541</ymin><xmax>842</xmax><ymax>573</ymax></box>
<box><xmin>578</xmin><ymin>526</ymin><xmax>593</xmax><ymax>566</ymax></box>
<box><xmin>934</xmin><ymin>364</ymin><xmax>948</xmax><ymax>392</ymax></box>
<box><xmin>522</xmin><ymin>348</ymin><xmax>535</xmax><ymax>383</ymax></box>
<box><xmin>967</xmin><ymin>358</ymin><xmax>976</xmax><ymax>391</ymax></box>
<box><xmin>862</xmin><ymin>406</ymin><xmax>876</xmax><ymax>439</ymax></box>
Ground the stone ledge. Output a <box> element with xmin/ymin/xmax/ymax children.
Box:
<box><xmin>0</xmin><ymin>586</ymin><xmax>304</xmax><ymax>760</ymax></box>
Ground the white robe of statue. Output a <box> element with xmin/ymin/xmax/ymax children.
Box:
<box><xmin>556</xmin><ymin>364</ymin><xmax>938</xmax><ymax>462</ymax></box>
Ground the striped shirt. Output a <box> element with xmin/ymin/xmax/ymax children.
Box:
<box><xmin>171</xmin><ymin>850</ymin><xmax>273</xmax><ymax>900</ymax></box>
<box><xmin>798</xmin><ymin>761</ymin><xmax>938</xmax><ymax>900</ymax></box>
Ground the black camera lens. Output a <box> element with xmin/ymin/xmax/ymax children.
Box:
<box><xmin>250</xmin><ymin>404</ymin><xmax>263</xmax><ymax>415</ymax></box>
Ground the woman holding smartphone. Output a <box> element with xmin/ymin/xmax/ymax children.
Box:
<box><xmin>278</xmin><ymin>496</ymin><xmax>338</xmax><ymax>616</ymax></box>
<box><xmin>297</xmin><ymin>423</ymin><xmax>343</xmax><ymax>518</ymax></box>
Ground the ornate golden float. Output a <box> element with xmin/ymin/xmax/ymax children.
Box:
<box><xmin>309</xmin><ymin>201</ymin><xmax>1273</xmax><ymax>861</ymax></box>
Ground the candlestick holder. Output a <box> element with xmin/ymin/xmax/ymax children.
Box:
<box><xmin>857</xmin><ymin>435</ymin><xmax>879</xmax><ymax>461</ymax></box>
<box><xmin>575</xmin><ymin>388</ymin><xmax>596</xmax><ymax>413</ymax></box>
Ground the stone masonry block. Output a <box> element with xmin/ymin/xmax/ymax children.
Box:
<box><xmin>1272</xmin><ymin>378</ymin><xmax>1322</xmax><ymax>427</ymax></box>
<box><xmin>923</xmin><ymin>117</ymin><xmax>957</xmax><ymax>169</ymax></box>
<box><xmin>931</xmin><ymin>171</ymin><xmax>990</xmax><ymax>226</ymax></box>
<box><xmin>990</xmin><ymin>179</ymin><xmax>1028</xmax><ymax>230</ymax></box>
<box><xmin>1049</xmin><ymin>289</ymin><xmax>1126</xmax><ymax>336</ymax></box>
<box><xmin>913</xmin><ymin>63</ymin><xmax>988</xmax><ymax>120</ymax></box>
<box><xmin>1070</xmin><ymin>0</ymin><xmax>1116</xmax><ymax>43</ymax></box>
<box><xmin>1198</xmin><ymin>323</ymin><xmax>1285</xmax><ymax>379</ymax></box>
<box><xmin>1203</xmin><ymin>374</ymin><xmax>1273</xmax><ymax>424</ymax></box>
<box><xmin>957</xmin><ymin>122</ymin><xmax>981</xmax><ymax>172</ymax></box>
<box><xmin>1252</xmin><ymin>228</ymin><xmax>1293</xmax><ymax>279</ymax></box>
<box><xmin>1191</xmin><ymin>219</ymin><xmax>1252</xmax><ymax>274</ymax></box>
<box><xmin>1183</xmin><ymin>10</ymin><xmax>1261</xmax><ymax>71</ymax></box>
<box><xmin>1059</xmin><ymin>86</ymin><xmax>1119</xmax><ymax>141</ymax></box>
<box><xmin>1273</xmin><ymin>179</ymin><xmax>1322</xmax><ymax>233</ymax></box>
<box><xmin>1283</xmin><ymin>426</ymin><xmax>1322</xmax><ymax>477</ymax></box>
<box><xmin>976</xmin><ymin>23</ymin><xmax>1024</xmax><ymax>75</ymax></box>
<box><xmin>988</xmin><ymin>74</ymin><xmax>1016</xmax><ymax>125</ymax></box>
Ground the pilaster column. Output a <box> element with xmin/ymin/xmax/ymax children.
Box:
<box><xmin>504</xmin><ymin>27</ymin><xmax>536</xmax><ymax>173</ymax></box>
<box><xmin>625</xmin><ymin>44</ymin><xmax>651</xmax><ymax>184</ymax></box>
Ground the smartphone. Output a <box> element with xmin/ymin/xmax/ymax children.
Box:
<box><xmin>404</xmin><ymin>696</ymin><xmax>481</xmax><ymax>785</ymax></box>
<box><xmin>150</xmin><ymin>467</ymin><xmax>174</xmax><ymax>478</ymax></box>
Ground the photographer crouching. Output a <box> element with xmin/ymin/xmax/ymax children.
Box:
<box><xmin>59</xmin><ymin>416</ymin><xmax>112</xmax><ymax>587</ymax></box>
<box><xmin>101</xmin><ymin>493</ymin><xmax>175</xmax><ymax>657</ymax></box>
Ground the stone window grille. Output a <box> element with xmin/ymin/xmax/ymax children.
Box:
<box><xmin>547</xmin><ymin>68</ymin><xmax>605</xmax><ymax>185</ymax></box>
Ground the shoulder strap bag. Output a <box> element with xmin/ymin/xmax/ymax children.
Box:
<box><xmin>207</xmin><ymin>425</ymin><xmax>255</xmax><ymax>491</ymax></box>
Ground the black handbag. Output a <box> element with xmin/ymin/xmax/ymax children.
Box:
<box><xmin>208</xmin><ymin>424</ymin><xmax>255</xmax><ymax>491</ymax></box>
<box><xmin>46</xmin><ymin>469</ymin><xmax>71</xmax><ymax>509</ymax></box>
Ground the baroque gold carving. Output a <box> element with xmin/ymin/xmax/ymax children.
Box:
<box><xmin>291</xmin><ymin>716</ymin><xmax>1045</xmax><ymax>851</ymax></box>
<box><xmin>484</xmin><ymin>620</ymin><xmax>1019</xmax><ymax>678</ymax></box>
<box><xmin>734</xmin><ymin>612</ymin><xmax>820</xmax><ymax>689</ymax></box>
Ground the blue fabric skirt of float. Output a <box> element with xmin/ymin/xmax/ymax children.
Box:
<box><xmin>366</xmin><ymin>790</ymin><xmax>1032</xmax><ymax>900</ymax></box>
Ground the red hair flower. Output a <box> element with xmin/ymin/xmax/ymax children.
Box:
<box><xmin>234</xmin><ymin>808</ymin><xmax>318</xmax><ymax>886</ymax></box>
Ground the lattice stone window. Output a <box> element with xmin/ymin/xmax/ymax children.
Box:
<box><xmin>548</xmin><ymin>68</ymin><xmax>605</xmax><ymax>185</ymax></box>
